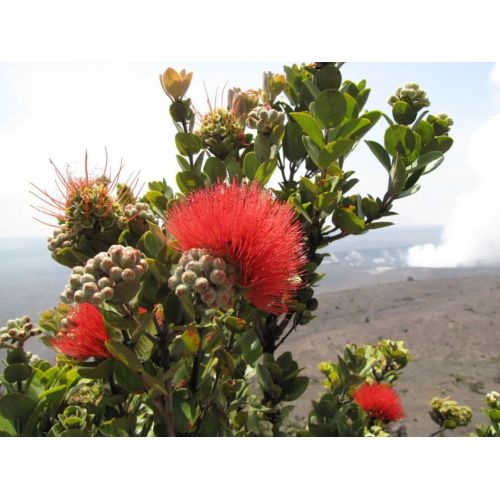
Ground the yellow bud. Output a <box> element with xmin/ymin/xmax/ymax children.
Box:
<box><xmin>160</xmin><ymin>67</ymin><xmax>193</xmax><ymax>101</ymax></box>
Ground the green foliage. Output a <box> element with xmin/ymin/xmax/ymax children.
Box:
<box><xmin>1</xmin><ymin>62</ymin><xmax>455</xmax><ymax>438</ymax></box>
<box><xmin>308</xmin><ymin>340</ymin><xmax>411</xmax><ymax>437</ymax></box>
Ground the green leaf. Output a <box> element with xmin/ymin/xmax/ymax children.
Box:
<box><xmin>355</xmin><ymin>88</ymin><xmax>370</xmax><ymax>112</ymax></box>
<box><xmin>0</xmin><ymin>414</ymin><xmax>16</xmax><ymax>436</ymax></box>
<box><xmin>243</xmin><ymin>152</ymin><xmax>259</xmax><ymax>180</ymax></box>
<box><xmin>334</xmin><ymin>117</ymin><xmax>370</xmax><ymax>141</ymax></box>
<box><xmin>302</xmin><ymin>136</ymin><xmax>322</xmax><ymax>168</ymax></box>
<box><xmin>422</xmin><ymin>136</ymin><xmax>453</xmax><ymax>154</ymax></box>
<box><xmin>225</xmin><ymin>157</ymin><xmax>243</xmax><ymax>180</ymax></box>
<box><xmin>392</xmin><ymin>100</ymin><xmax>417</xmax><ymax>125</ymax></box>
<box><xmin>332</xmin><ymin>207</ymin><xmax>365</xmax><ymax>235</ymax></box>
<box><xmin>4</xmin><ymin>363</ymin><xmax>32</xmax><ymax>384</ymax></box>
<box><xmin>281</xmin><ymin>376</ymin><xmax>309</xmax><ymax>401</ymax></box>
<box><xmin>105</xmin><ymin>339</ymin><xmax>143</xmax><ymax>373</ymax></box>
<box><xmin>390</xmin><ymin>155</ymin><xmax>408</xmax><ymax>195</ymax></box>
<box><xmin>254</xmin><ymin>133</ymin><xmax>271</xmax><ymax>163</ymax></box>
<box><xmin>365</xmin><ymin>221</ymin><xmax>394</xmax><ymax>230</ymax></box>
<box><xmin>254</xmin><ymin>159</ymin><xmax>277</xmax><ymax>185</ymax></box>
<box><xmin>365</xmin><ymin>140</ymin><xmax>392</xmax><ymax>172</ymax></box>
<box><xmin>283</xmin><ymin>120</ymin><xmax>306</xmax><ymax>162</ymax></box>
<box><xmin>300</xmin><ymin>177</ymin><xmax>318</xmax><ymax>196</ymax></box>
<box><xmin>384</xmin><ymin>125</ymin><xmax>416</xmax><ymax>157</ymax></box>
<box><xmin>0</xmin><ymin>393</ymin><xmax>37</xmax><ymax>421</ymax></box>
<box><xmin>315</xmin><ymin>65</ymin><xmax>342</xmax><ymax>91</ymax></box>
<box><xmin>39</xmin><ymin>385</ymin><xmax>67</xmax><ymax>410</ymax></box>
<box><xmin>256</xmin><ymin>365</ymin><xmax>281</xmax><ymax>397</ymax></box>
<box><xmin>180</xmin><ymin>326</ymin><xmax>201</xmax><ymax>354</ymax></box>
<box><xmin>319</xmin><ymin>139</ymin><xmax>354</xmax><ymax>167</ymax></box>
<box><xmin>176</xmin><ymin>171</ymin><xmax>205</xmax><ymax>194</ymax></box>
<box><xmin>146</xmin><ymin>190</ymin><xmax>168</xmax><ymax>213</ymax></box>
<box><xmin>314</xmin><ymin>89</ymin><xmax>346</xmax><ymax>128</ymax></box>
<box><xmin>78</xmin><ymin>358</ymin><xmax>115</xmax><ymax>379</ymax></box>
<box><xmin>290</xmin><ymin>112</ymin><xmax>325</xmax><ymax>147</ymax></box>
<box><xmin>203</xmin><ymin>157</ymin><xmax>226</xmax><ymax>183</ymax></box>
<box><xmin>175</xmin><ymin>132</ymin><xmax>202</xmax><ymax>156</ymax></box>
<box><xmin>414</xmin><ymin>119</ymin><xmax>434</xmax><ymax>144</ymax></box>
<box><xmin>163</xmin><ymin>291</ymin><xmax>182</xmax><ymax>324</ymax></box>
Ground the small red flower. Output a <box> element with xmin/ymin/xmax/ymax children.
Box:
<box><xmin>52</xmin><ymin>303</ymin><xmax>110</xmax><ymax>360</ymax></box>
<box><xmin>165</xmin><ymin>181</ymin><xmax>306</xmax><ymax>314</ymax></box>
<box><xmin>353</xmin><ymin>383</ymin><xmax>404</xmax><ymax>422</ymax></box>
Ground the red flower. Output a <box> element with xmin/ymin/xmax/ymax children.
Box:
<box><xmin>52</xmin><ymin>303</ymin><xmax>110</xmax><ymax>360</ymax></box>
<box><xmin>353</xmin><ymin>383</ymin><xmax>404</xmax><ymax>422</ymax></box>
<box><xmin>165</xmin><ymin>181</ymin><xmax>306</xmax><ymax>314</ymax></box>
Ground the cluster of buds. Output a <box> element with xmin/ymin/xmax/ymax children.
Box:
<box><xmin>60</xmin><ymin>245</ymin><xmax>148</xmax><ymax>305</ymax></box>
<box><xmin>168</xmin><ymin>248</ymin><xmax>238</xmax><ymax>309</ymax></box>
<box><xmin>48</xmin><ymin>226</ymin><xmax>73</xmax><ymax>252</ymax></box>
<box><xmin>119</xmin><ymin>202</ymin><xmax>156</xmax><ymax>234</ymax></box>
<box><xmin>261</xmin><ymin>71</ymin><xmax>287</xmax><ymax>104</ymax></box>
<box><xmin>388</xmin><ymin>82</ymin><xmax>430</xmax><ymax>111</ymax></box>
<box><xmin>196</xmin><ymin>108</ymin><xmax>247</xmax><ymax>159</ymax></box>
<box><xmin>429</xmin><ymin>397</ymin><xmax>473</xmax><ymax>430</ymax></box>
<box><xmin>227</xmin><ymin>88</ymin><xmax>260</xmax><ymax>123</ymax></box>
<box><xmin>0</xmin><ymin>316</ymin><xmax>42</xmax><ymax>348</ymax></box>
<box><xmin>246</xmin><ymin>104</ymin><xmax>285</xmax><ymax>134</ymax></box>
<box><xmin>485</xmin><ymin>391</ymin><xmax>500</xmax><ymax>409</ymax></box>
<box><xmin>427</xmin><ymin>112</ymin><xmax>454</xmax><ymax>135</ymax></box>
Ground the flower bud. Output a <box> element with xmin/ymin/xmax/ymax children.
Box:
<box><xmin>81</xmin><ymin>273</ymin><xmax>96</xmax><ymax>284</ymax></box>
<box><xmin>210</xmin><ymin>269</ymin><xmax>227</xmax><ymax>285</ymax></box>
<box><xmin>92</xmin><ymin>293</ymin><xmax>103</xmax><ymax>305</ymax></box>
<box><xmin>200</xmin><ymin>254</ymin><xmax>214</xmax><ymax>273</ymax></box>
<box><xmin>70</xmin><ymin>274</ymin><xmax>82</xmax><ymax>288</ymax></box>
<box><xmin>168</xmin><ymin>276</ymin><xmax>179</xmax><ymax>290</ymax></box>
<box><xmin>175</xmin><ymin>284</ymin><xmax>189</xmax><ymax>297</ymax></box>
<box><xmin>100</xmin><ymin>257</ymin><xmax>114</xmax><ymax>273</ymax></box>
<box><xmin>73</xmin><ymin>266</ymin><xmax>85</xmax><ymax>275</ymax></box>
<box><xmin>83</xmin><ymin>282</ymin><xmax>98</xmax><ymax>296</ymax></box>
<box><xmin>74</xmin><ymin>290</ymin><xmax>85</xmax><ymax>303</ymax></box>
<box><xmin>200</xmin><ymin>288</ymin><xmax>216</xmax><ymax>305</ymax></box>
<box><xmin>182</xmin><ymin>270</ymin><xmax>197</xmax><ymax>287</ymax></box>
<box><xmin>101</xmin><ymin>287</ymin><xmax>114</xmax><ymax>300</ymax></box>
<box><xmin>186</xmin><ymin>260</ymin><xmax>203</xmax><ymax>274</ymax></box>
<box><xmin>110</xmin><ymin>266</ymin><xmax>123</xmax><ymax>281</ymax></box>
<box><xmin>97</xmin><ymin>277</ymin><xmax>111</xmax><ymax>289</ymax></box>
<box><xmin>193</xmin><ymin>277</ymin><xmax>210</xmax><ymax>293</ymax></box>
<box><xmin>121</xmin><ymin>268</ymin><xmax>136</xmax><ymax>282</ymax></box>
<box><xmin>161</xmin><ymin>68</ymin><xmax>193</xmax><ymax>101</ymax></box>
<box><xmin>212</xmin><ymin>257</ymin><xmax>227</xmax><ymax>271</ymax></box>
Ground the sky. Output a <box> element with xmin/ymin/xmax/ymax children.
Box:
<box><xmin>0</xmin><ymin>62</ymin><xmax>497</xmax><ymax>251</ymax></box>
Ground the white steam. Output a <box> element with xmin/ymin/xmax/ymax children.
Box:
<box><xmin>407</xmin><ymin>64</ymin><xmax>500</xmax><ymax>267</ymax></box>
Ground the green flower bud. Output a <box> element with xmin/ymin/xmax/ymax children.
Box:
<box><xmin>70</xmin><ymin>274</ymin><xmax>82</xmax><ymax>288</ymax></box>
<box><xmin>92</xmin><ymin>293</ymin><xmax>103</xmax><ymax>305</ymax></box>
<box><xmin>101</xmin><ymin>287</ymin><xmax>114</xmax><ymax>300</ymax></box>
<box><xmin>179</xmin><ymin>254</ymin><xmax>193</xmax><ymax>267</ymax></box>
<box><xmin>97</xmin><ymin>277</ymin><xmax>111</xmax><ymax>289</ymax></box>
<box><xmin>74</xmin><ymin>290</ymin><xmax>85</xmax><ymax>303</ymax></box>
<box><xmin>200</xmin><ymin>254</ymin><xmax>214</xmax><ymax>273</ymax></box>
<box><xmin>110</xmin><ymin>266</ymin><xmax>123</xmax><ymax>281</ymax></box>
<box><xmin>193</xmin><ymin>277</ymin><xmax>210</xmax><ymax>293</ymax></box>
<box><xmin>212</xmin><ymin>258</ymin><xmax>227</xmax><ymax>271</ymax></box>
<box><xmin>186</xmin><ymin>260</ymin><xmax>203</xmax><ymax>274</ymax></box>
<box><xmin>210</xmin><ymin>269</ymin><xmax>227</xmax><ymax>285</ymax></box>
<box><xmin>73</xmin><ymin>266</ymin><xmax>85</xmax><ymax>275</ymax></box>
<box><xmin>83</xmin><ymin>282</ymin><xmax>98</xmax><ymax>296</ymax></box>
<box><xmin>182</xmin><ymin>270</ymin><xmax>197</xmax><ymax>287</ymax></box>
<box><xmin>121</xmin><ymin>268</ymin><xmax>136</xmax><ymax>282</ymax></box>
<box><xmin>175</xmin><ymin>284</ymin><xmax>189</xmax><ymax>297</ymax></box>
<box><xmin>168</xmin><ymin>276</ymin><xmax>179</xmax><ymax>290</ymax></box>
<box><xmin>100</xmin><ymin>257</ymin><xmax>114</xmax><ymax>273</ymax></box>
<box><xmin>81</xmin><ymin>273</ymin><xmax>96</xmax><ymax>284</ymax></box>
<box><xmin>200</xmin><ymin>288</ymin><xmax>216</xmax><ymax>305</ymax></box>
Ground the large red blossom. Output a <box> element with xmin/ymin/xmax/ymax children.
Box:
<box><xmin>165</xmin><ymin>181</ymin><xmax>306</xmax><ymax>314</ymax></box>
<box><xmin>353</xmin><ymin>383</ymin><xmax>404</xmax><ymax>422</ymax></box>
<box><xmin>51</xmin><ymin>303</ymin><xmax>110</xmax><ymax>360</ymax></box>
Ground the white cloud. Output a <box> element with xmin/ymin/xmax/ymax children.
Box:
<box><xmin>407</xmin><ymin>63</ymin><xmax>500</xmax><ymax>267</ymax></box>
